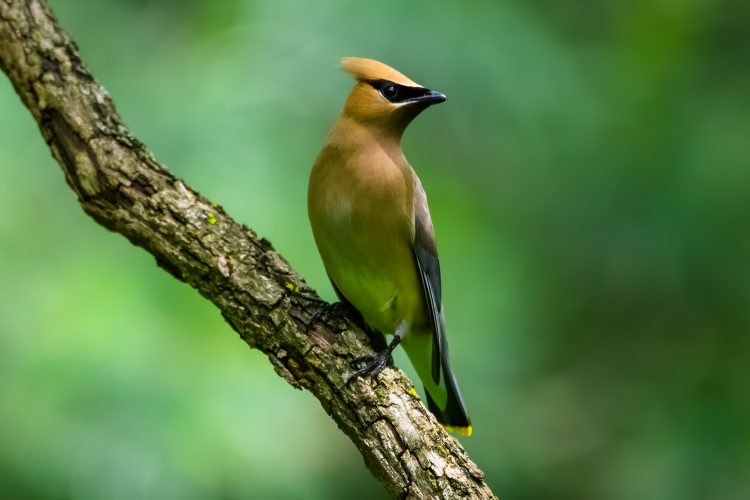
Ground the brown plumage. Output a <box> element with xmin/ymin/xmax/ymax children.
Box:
<box><xmin>308</xmin><ymin>57</ymin><xmax>471</xmax><ymax>435</ymax></box>
<box><xmin>341</xmin><ymin>57</ymin><xmax>418</xmax><ymax>86</ymax></box>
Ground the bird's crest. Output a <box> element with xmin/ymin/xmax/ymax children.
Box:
<box><xmin>340</xmin><ymin>57</ymin><xmax>419</xmax><ymax>87</ymax></box>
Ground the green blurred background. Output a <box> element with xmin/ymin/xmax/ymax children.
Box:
<box><xmin>1</xmin><ymin>0</ymin><xmax>749</xmax><ymax>498</ymax></box>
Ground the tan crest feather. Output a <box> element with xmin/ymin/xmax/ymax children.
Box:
<box><xmin>340</xmin><ymin>57</ymin><xmax>420</xmax><ymax>87</ymax></box>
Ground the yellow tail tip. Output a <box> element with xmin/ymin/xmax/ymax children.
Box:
<box><xmin>444</xmin><ymin>425</ymin><xmax>473</xmax><ymax>437</ymax></box>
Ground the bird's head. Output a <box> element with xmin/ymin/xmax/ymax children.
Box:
<box><xmin>340</xmin><ymin>57</ymin><xmax>446</xmax><ymax>134</ymax></box>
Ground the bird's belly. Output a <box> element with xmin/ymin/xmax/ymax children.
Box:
<box><xmin>330</xmin><ymin>258</ymin><xmax>402</xmax><ymax>333</ymax></box>
<box><xmin>315</xmin><ymin>213</ymin><xmax>425</xmax><ymax>335</ymax></box>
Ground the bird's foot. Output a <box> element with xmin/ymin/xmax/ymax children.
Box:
<box><xmin>347</xmin><ymin>336</ymin><xmax>401</xmax><ymax>384</ymax></box>
<box><xmin>348</xmin><ymin>351</ymin><xmax>392</xmax><ymax>381</ymax></box>
<box><xmin>306</xmin><ymin>301</ymin><xmax>347</xmax><ymax>335</ymax></box>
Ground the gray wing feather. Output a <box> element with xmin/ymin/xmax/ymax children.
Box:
<box><xmin>412</xmin><ymin>176</ymin><xmax>445</xmax><ymax>385</ymax></box>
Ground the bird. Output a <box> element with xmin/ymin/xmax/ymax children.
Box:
<box><xmin>307</xmin><ymin>57</ymin><xmax>471</xmax><ymax>436</ymax></box>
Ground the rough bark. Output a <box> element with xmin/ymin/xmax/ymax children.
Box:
<box><xmin>0</xmin><ymin>1</ymin><xmax>497</xmax><ymax>498</ymax></box>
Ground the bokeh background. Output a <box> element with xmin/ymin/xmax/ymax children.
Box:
<box><xmin>1</xmin><ymin>0</ymin><xmax>749</xmax><ymax>498</ymax></box>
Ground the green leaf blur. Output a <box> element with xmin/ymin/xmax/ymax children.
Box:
<box><xmin>1</xmin><ymin>0</ymin><xmax>748</xmax><ymax>498</ymax></box>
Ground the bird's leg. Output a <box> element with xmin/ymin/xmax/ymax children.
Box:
<box><xmin>347</xmin><ymin>336</ymin><xmax>400</xmax><ymax>382</ymax></box>
<box><xmin>347</xmin><ymin>320</ymin><xmax>407</xmax><ymax>383</ymax></box>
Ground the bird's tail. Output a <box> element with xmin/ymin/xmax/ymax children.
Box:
<box><xmin>425</xmin><ymin>365</ymin><xmax>472</xmax><ymax>436</ymax></box>
<box><xmin>402</xmin><ymin>330</ymin><xmax>472</xmax><ymax>435</ymax></box>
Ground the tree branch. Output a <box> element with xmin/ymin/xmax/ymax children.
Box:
<box><xmin>0</xmin><ymin>1</ymin><xmax>496</xmax><ymax>498</ymax></box>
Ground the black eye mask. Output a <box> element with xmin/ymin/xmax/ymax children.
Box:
<box><xmin>367</xmin><ymin>79</ymin><xmax>436</xmax><ymax>104</ymax></box>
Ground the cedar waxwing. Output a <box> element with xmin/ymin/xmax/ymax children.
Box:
<box><xmin>308</xmin><ymin>58</ymin><xmax>471</xmax><ymax>436</ymax></box>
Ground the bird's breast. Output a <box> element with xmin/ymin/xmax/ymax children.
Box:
<box><xmin>308</xmin><ymin>143</ymin><xmax>426</xmax><ymax>334</ymax></box>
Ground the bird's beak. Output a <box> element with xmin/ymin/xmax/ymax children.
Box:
<box><xmin>407</xmin><ymin>89</ymin><xmax>447</xmax><ymax>105</ymax></box>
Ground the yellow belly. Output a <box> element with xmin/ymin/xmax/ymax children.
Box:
<box><xmin>314</xmin><ymin>213</ymin><xmax>426</xmax><ymax>334</ymax></box>
<box><xmin>308</xmin><ymin>134</ymin><xmax>427</xmax><ymax>335</ymax></box>
<box><xmin>309</xmin><ymin>184</ymin><xmax>426</xmax><ymax>334</ymax></box>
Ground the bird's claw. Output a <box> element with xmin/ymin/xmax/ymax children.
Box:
<box><xmin>347</xmin><ymin>351</ymin><xmax>392</xmax><ymax>384</ymax></box>
<box><xmin>346</xmin><ymin>335</ymin><xmax>400</xmax><ymax>385</ymax></box>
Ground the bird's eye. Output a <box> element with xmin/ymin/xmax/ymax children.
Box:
<box><xmin>381</xmin><ymin>83</ymin><xmax>398</xmax><ymax>100</ymax></box>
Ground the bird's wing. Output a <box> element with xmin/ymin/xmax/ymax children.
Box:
<box><xmin>411</xmin><ymin>175</ymin><xmax>444</xmax><ymax>385</ymax></box>
<box><xmin>411</xmin><ymin>174</ymin><xmax>472</xmax><ymax>432</ymax></box>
